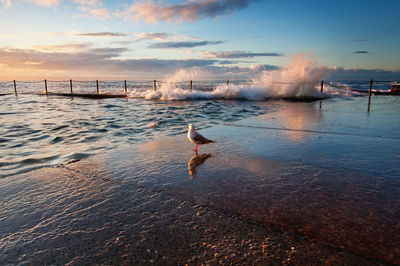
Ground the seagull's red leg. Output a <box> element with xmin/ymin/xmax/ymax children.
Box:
<box><xmin>194</xmin><ymin>144</ymin><xmax>198</xmax><ymax>153</ymax></box>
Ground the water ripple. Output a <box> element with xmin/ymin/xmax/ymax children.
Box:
<box><xmin>0</xmin><ymin>95</ymin><xmax>275</xmax><ymax>178</ymax></box>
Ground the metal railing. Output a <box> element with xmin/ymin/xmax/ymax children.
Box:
<box><xmin>1</xmin><ymin>79</ymin><xmax>398</xmax><ymax>112</ymax></box>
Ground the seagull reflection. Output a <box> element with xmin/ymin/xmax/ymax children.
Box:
<box><xmin>188</xmin><ymin>153</ymin><xmax>212</xmax><ymax>177</ymax></box>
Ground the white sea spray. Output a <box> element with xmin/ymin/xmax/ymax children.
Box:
<box><xmin>128</xmin><ymin>53</ymin><xmax>330</xmax><ymax>100</ymax></box>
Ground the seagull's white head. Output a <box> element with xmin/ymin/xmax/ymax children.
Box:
<box><xmin>187</xmin><ymin>123</ymin><xmax>195</xmax><ymax>130</ymax></box>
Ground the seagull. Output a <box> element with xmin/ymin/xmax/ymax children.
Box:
<box><xmin>187</xmin><ymin>124</ymin><xmax>215</xmax><ymax>154</ymax></box>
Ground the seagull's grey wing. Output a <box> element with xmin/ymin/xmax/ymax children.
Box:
<box><xmin>192</xmin><ymin>132</ymin><xmax>212</xmax><ymax>144</ymax></box>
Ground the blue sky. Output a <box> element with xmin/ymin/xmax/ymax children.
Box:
<box><xmin>0</xmin><ymin>0</ymin><xmax>399</xmax><ymax>80</ymax></box>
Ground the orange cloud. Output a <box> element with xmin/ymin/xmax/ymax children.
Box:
<box><xmin>73</xmin><ymin>0</ymin><xmax>111</xmax><ymax>20</ymax></box>
<box><xmin>119</xmin><ymin>0</ymin><xmax>259</xmax><ymax>24</ymax></box>
<box><xmin>0</xmin><ymin>0</ymin><xmax>11</xmax><ymax>7</ymax></box>
<box><xmin>1</xmin><ymin>0</ymin><xmax>59</xmax><ymax>7</ymax></box>
<box><xmin>25</xmin><ymin>0</ymin><xmax>59</xmax><ymax>7</ymax></box>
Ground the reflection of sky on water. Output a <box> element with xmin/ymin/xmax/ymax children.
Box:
<box><xmin>1</xmin><ymin>97</ymin><xmax>399</xmax><ymax>264</ymax></box>
<box><xmin>103</xmin><ymin>125</ymin><xmax>399</xmax><ymax>263</ymax></box>
<box><xmin>266</xmin><ymin>102</ymin><xmax>323</xmax><ymax>142</ymax></box>
<box><xmin>0</xmin><ymin>94</ymin><xmax>274</xmax><ymax>178</ymax></box>
<box><xmin>109</xmin><ymin>97</ymin><xmax>399</xmax><ymax>263</ymax></box>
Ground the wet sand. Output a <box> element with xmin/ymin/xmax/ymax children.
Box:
<box><xmin>1</xmin><ymin>98</ymin><xmax>399</xmax><ymax>264</ymax></box>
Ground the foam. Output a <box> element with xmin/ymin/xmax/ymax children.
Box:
<box><xmin>128</xmin><ymin>53</ymin><xmax>355</xmax><ymax>101</ymax></box>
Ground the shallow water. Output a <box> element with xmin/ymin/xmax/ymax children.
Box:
<box><xmin>0</xmin><ymin>93</ymin><xmax>276</xmax><ymax>178</ymax></box>
<box><xmin>105</xmin><ymin>98</ymin><xmax>399</xmax><ymax>263</ymax></box>
<box><xmin>1</xmin><ymin>78</ymin><xmax>395</xmax><ymax>178</ymax></box>
<box><xmin>0</xmin><ymin>97</ymin><xmax>399</xmax><ymax>264</ymax></box>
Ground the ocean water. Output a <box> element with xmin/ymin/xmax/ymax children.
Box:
<box><xmin>1</xmin><ymin>48</ymin><xmax>399</xmax><ymax>264</ymax></box>
<box><xmin>0</xmin><ymin>76</ymin><xmax>396</xmax><ymax>179</ymax></box>
<box><xmin>0</xmin><ymin>90</ymin><xmax>274</xmax><ymax>178</ymax></box>
<box><xmin>0</xmin><ymin>94</ymin><xmax>399</xmax><ymax>264</ymax></box>
<box><xmin>0</xmin><ymin>52</ymin><xmax>396</xmax><ymax>178</ymax></box>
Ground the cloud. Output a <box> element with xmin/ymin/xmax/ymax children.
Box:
<box><xmin>136</xmin><ymin>32</ymin><xmax>170</xmax><ymax>42</ymax></box>
<box><xmin>202</xmin><ymin>50</ymin><xmax>283</xmax><ymax>58</ymax></box>
<box><xmin>326</xmin><ymin>67</ymin><xmax>400</xmax><ymax>81</ymax></box>
<box><xmin>119</xmin><ymin>0</ymin><xmax>260</xmax><ymax>24</ymax></box>
<box><xmin>75</xmin><ymin>32</ymin><xmax>127</xmax><ymax>37</ymax></box>
<box><xmin>149</xmin><ymin>41</ymin><xmax>224</xmax><ymax>49</ymax></box>
<box><xmin>3</xmin><ymin>45</ymin><xmax>397</xmax><ymax>81</ymax></box>
<box><xmin>77</xmin><ymin>6</ymin><xmax>111</xmax><ymax>20</ymax></box>
<box><xmin>31</xmin><ymin>42</ymin><xmax>93</xmax><ymax>52</ymax></box>
<box><xmin>1</xmin><ymin>0</ymin><xmax>59</xmax><ymax>7</ymax></box>
<box><xmin>250</xmin><ymin>63</ymin><xmax>280</xmax><ymax>71</ymax></box>
<box><xmin>0</xmin><ymin>46</ymin><xmax>219</xmax><ymax>78</ymax></box>
<box><xmin>87</xmin><ymin>7</ymin><xmax>111</xmax><ymax>19</ymax></box>
<box><xmin>89</xmin><ymin>47</ymin><xmax>129</xmax><ymax>54</ymax></box>
<box><xmin>0</xmin><ymin>47</ymin><xmax>125</xmax><ymax>69</ymax></box>
<box><xmin>109</xmin><ymin>40</ymin><xmax>133</xmax><ymax>45</ymax></box>
<box><xmin>353</xmin><ymin>51</ymin><xmax>369</xmax><ymax>54</ymax></box>
<box><xmin>24</xmin><ymin>0</ymin><xmax>59</xmax><ymax>7</ymax></box>
<box><xmin>72</xmin><ymin>0</ymin><xmax>111</xmax><ymax>20</ymax></box>
<box><xmin>0</xmin><ymin>0</ymin><xmax>11</xmax><ymax>7</ymax></box>
<box><xmin>136</xmin><ymin>32</ymin><xmax>203</xmax><ymax>42</ymax></box>
<box><xmin>216</xmin><ymin>60</ymin><xmax>237</xmax><ymax>65</ymax></box>
<box><xmin>72</xmin><ymin>0</ymin><xmax>102</xmax><ymax>5</ymax></box>
<box><xmin>0</xmin><ymin>45</ymin><xmax>268</xmax><ymax>80</ymax></box>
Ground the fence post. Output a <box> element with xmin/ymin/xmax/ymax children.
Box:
<box><xmin>153</xmin><ymin>80</ymin><xmax>157</xmax><ymax>91</ymax></box>
<box><xmin>227</xmin><ymin>80</ymin><xmax>229</xmax><ymax>86</ymax></box>
<box><xmin>190</xmin><ymin>80</ymin><xmax>192</xmax><ymax>92</ymax></box>
<box><xmin>320</xmin><ymin>80</ymin><xmax>324</xmax><ymax>93</ymax></box>
<box><xmin>13</xmin><ymin>80</ymin><xmax>17</xmax><ymax>95</ymax></box>
<box><xmin>96</xmin><ymin>80</ymin><xmax>99</xmax><ymax>94</ymax></box>
<box><xmin>124</xmin><ymin>80</ymin><xmax>127</xmax><ymax>94</ymax></box>
<box><xmin>44</xmin><ymin>79</ymin><xmax>48</xmax><ymax>95</ymax></box>
<box><xmin>70</xmin><ymin>79</ymin><xmax>73</xmax><ymax>95</ymax></box>
<box><xmin>368</xmin><ymin>79</ymin><xmax>373</xmax><ymax>112</ymax></box>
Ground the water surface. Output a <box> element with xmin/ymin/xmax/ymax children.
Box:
<box><xmin>0</xmin><ymin>93</ymin><xmax>276</xmax><ymax>178</ymax></box>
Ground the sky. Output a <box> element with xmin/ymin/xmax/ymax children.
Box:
<box><xmin>0</xmin><ymin>0</ymin><xmax>399</xmax><ymax>80</ymax></box>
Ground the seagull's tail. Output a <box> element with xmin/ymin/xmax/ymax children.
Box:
<box><xmin>208</xmin><ymin>139</ymin><xmax>215</xmax><ymax>143</ymax></box>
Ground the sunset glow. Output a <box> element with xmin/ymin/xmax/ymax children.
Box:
<box><xmin>0</xmin><ymin>0</ymin><xmax>399</xmax><ymax>80</ymax></box>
